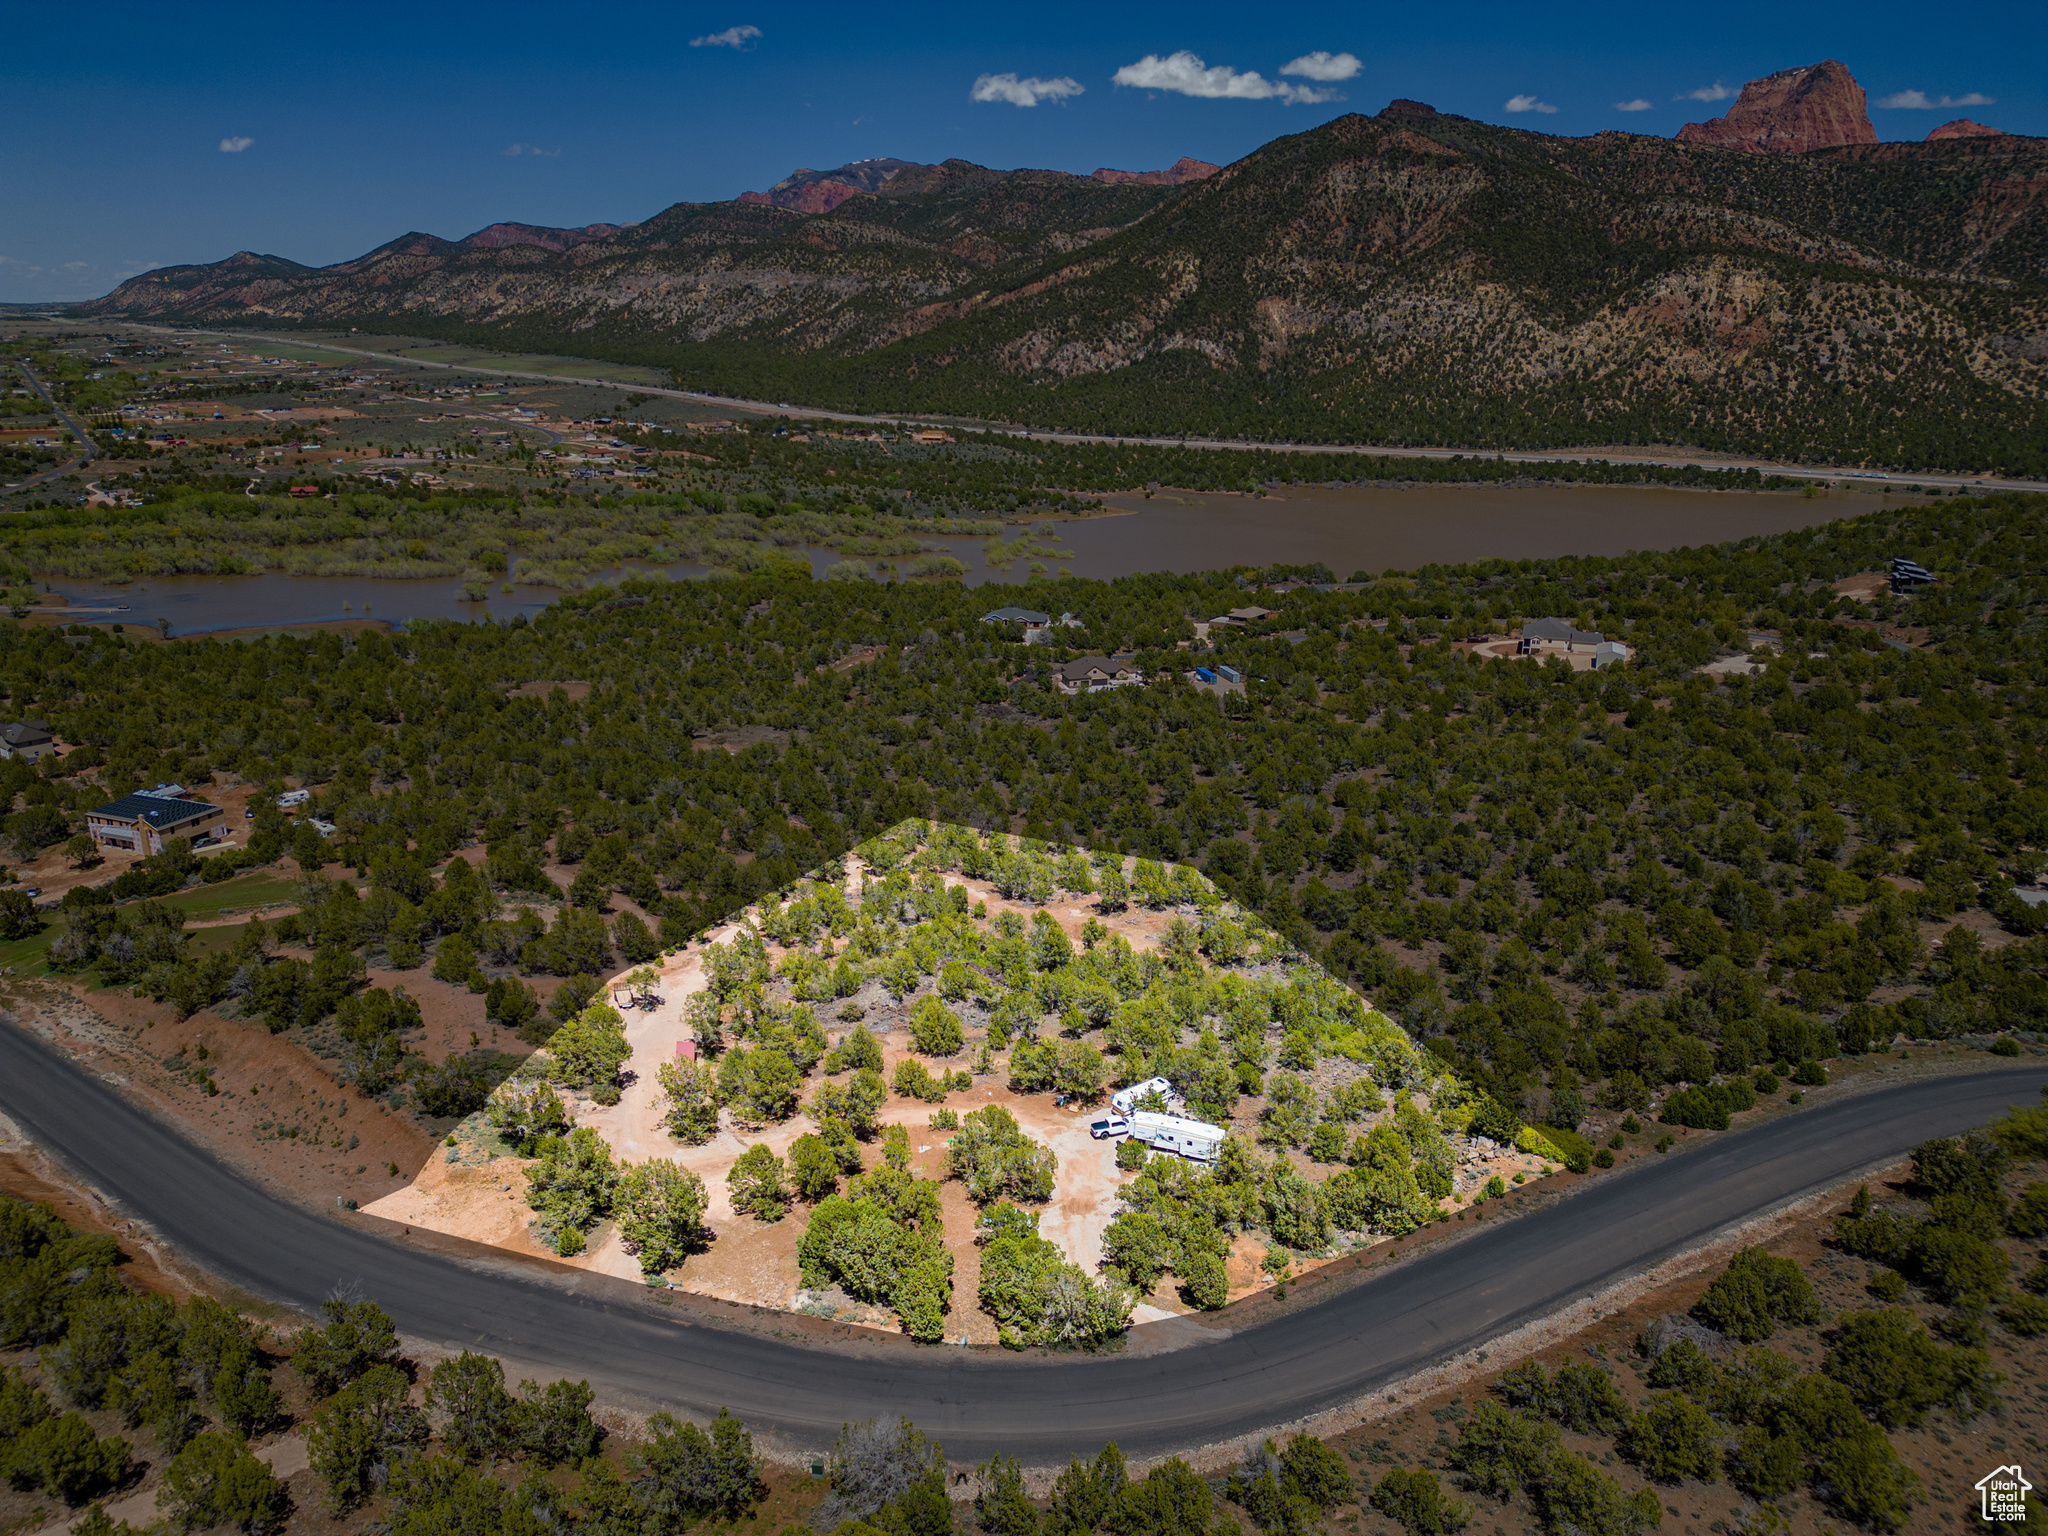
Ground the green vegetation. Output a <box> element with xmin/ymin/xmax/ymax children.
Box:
<box><xmin>78</xmin><ymin>109</ymin><xmax>2048</xmax><ymax>474</ymax></box>
<box><xmin>0</xmin><ymin>1193</ymin><xmax>285</xmax><ymax>1513</ymax></box>
<box><xmin>0</xmin><ymin>490</ymin><xmax>2037</xmax><ymax>1181</ymax></box>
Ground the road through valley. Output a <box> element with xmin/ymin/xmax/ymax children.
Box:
<box><xmin>0</xmin><ymin>1019</ymin><xmax>2036</xmax><ymax>1463</ymax></box>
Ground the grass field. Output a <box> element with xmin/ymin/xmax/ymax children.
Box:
<box><xmin>0</xmin><ymin>870</ymin><xmax>301</xmax><ymax>977</ymax></box>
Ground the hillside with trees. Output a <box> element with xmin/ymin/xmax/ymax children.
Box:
<box><xmin>77</xmin><ymin>109</ymin><xmax>2048</xmax><ymax>472</ymax></box>
<box><xmin>0</xmin><ymin>490</ymin><xmax>2041</xmax><ymax>1144</ymax></box>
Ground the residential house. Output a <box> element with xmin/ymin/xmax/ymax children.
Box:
<box><xmin>0</xmin><ymin>721</ymin><xmax>55</xmax><ymax>761</ymax></box>
<box><xmin>85</xmin><ymin>785</ymin><xmax>233</xmax><ymax>855</ymax></box>
<box><xmin>1518</xmin><ymin>617</ymin><xmax>1604</xmax><ymax>655</ymax></box>
<box><xmin>1210</xmin><ymin>606</ymin><xmax>1282</xmax><ymax>626</ymax></box>
<box><xmin>1053</xmin><ymin>654</ymin><xmax>1143</xmax><ymax>694</ymax></box>
<box><xmin>981</xmin><ymin>606</ymin><xmax>1051</xmax><ymax>637</ymax></box>
<box><xmin>1591</xmin><ymin>641</ymin><xmax>1632</xmax><ymax>670</ymax></box>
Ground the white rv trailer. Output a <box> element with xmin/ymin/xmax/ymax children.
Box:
<box><xmin>1110</xmin><ymin>1076</ymin><xmax>1175</xmax><ymax>1115</ymax></box>
<box><xmin>1127</xmin><ymin>1110</ymin><xmax>1225</xmax><ymax>1164</ymax></box>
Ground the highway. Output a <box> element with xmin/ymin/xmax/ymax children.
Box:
<box><xmin>116</xmin><ymin>323</ymin><xmax>2048</xmax><ymax>497</ymax></box>
<box><xmin>0</xmin><ymin>1018</ymin><xmax>2036</xmax><ymax>1463</ymax></box>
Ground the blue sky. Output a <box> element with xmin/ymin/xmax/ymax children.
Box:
<box><xmin>4</xmin><ymin>0</ymin><xmax>2039</xmax><ymax>302</ymax></box>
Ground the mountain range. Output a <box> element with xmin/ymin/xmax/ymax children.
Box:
<box><xmin>77</xmin><ymin>63</ymin><xmax>2048</xmax><ymax>473</ymax></box>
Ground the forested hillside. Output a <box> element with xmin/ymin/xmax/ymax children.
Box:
<box><xmin>79</xmin><ymin>109</ymin><xmax>2048</xmax><ymax>472</ymax></box>
<box><xmin>4</xmin><ymin>492</ymin><xmax>2043</xmax><ymax>1124</ymax></box>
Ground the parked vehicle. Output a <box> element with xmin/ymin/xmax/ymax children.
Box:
<box><xmin>1089</xmin><ymin>1115</ymin><xmax>1131</xmax><ymax>1140</ymax></box>
<box><xmin>1128</xmin><ymin>1110</ymin><xmax>1225</xmax><ymax>1163</ymax></box>
<box><xmin>1111</xmin><ymin>1076</ymin><xmax>1175</xmax><ymax>1115</ymax></box>
<box><xmin>277</xmin><ymin>789</ymin><xmax>311</xmax><ymax>809</ymax></box>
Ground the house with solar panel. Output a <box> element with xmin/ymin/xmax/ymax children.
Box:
<box><xmin>85</xmin><ymin>785</ymin><xmax>233</xmax><ymax>855</ymax></box>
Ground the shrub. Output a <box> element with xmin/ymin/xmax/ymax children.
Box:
<box><xmin>1446</xmin><ymin>1401</ymin><xmax>1557</xmax><ymax>1502</ymax></box>
<box><xmin>157</xmin><ymin>1431</ymin><xmax>289</xmax><ymax>1536</ymax></box>
<box><xmin>522</xmin><ymin>1127</ymin><xmax>619</xmax><ymax>1249</ymax></box>
<box><xmin>1116</xmin><ymin>1138</ymin><xmax>1150</xmax><ymax>1172</ymax></box>
<box><xmin>717</xmin><ymin>1047</ymin><xmax>802</xmax><ymax>1125</ymax></box>
<box><xmin>790</xmin><ymin>1134</ymin><xmax>842</xmax><ymax>1202</ymax></box>
<box><xmin>543</xmin><ymin>1000</ymin><xmax>630</xmax><ymax>1089</ymax></box>
<box><xmin>908</xmin><ymin>997</ymin><xmax>964</xmax><ymax>1057</ymax></box>
<box><xmin>727</xmin><ymin>1145</ymin><xmax>791</xmax><ymax>1222</ymax></box>
<box><xmin>1867</xmin><ymin>1268</ymin><xmax>1909</xmax><ymax>1302</ymax></box>
<box><xmin>1369</xmin><ymin>1466</ymin><xmax>1469</xmax><ymax>1535</ymax></box>
<box><xmin>1659</xmin><ymin>1080</ymin><xmax>1755</xmax><ymax>1131</ymax></box>
<box><xmin>948</xmin><ymin>1107</ymin><xmax>1057</xmax><ymax>1205</ymax></box>
<box><xmin>1177</xmin><ymin>1249</ymin><xmax>1229</xmax><ymax>1311</ymax></box>
<box><xmin>7</xmin><ymin>1409</ymin><xmax>130</xmax><ymax>1505</ymax></box>
<box><xmin>827</xmin><ymin>1025</ymin><xmax>884</xmax><ymax>1074</ymax></box>
<box><xmin>811</xmin><ymin>1067</ymin><xmax>887</xmax><ymax>1139</ymax></box>
<box><xmin>307</xmin><ymin>1362</ymin><xmax>426</xmax><ymax>1513</ymax></box>
<box><xmin>516</xmin><ymin>1376</ymin><xmax>603</xmax><ymax>1467</ymax></box>
<box><xmin>1724</xmin><ymin>1424</ymin><xmax>1803</xmax><ymax>1498</ymax></box>
<box><xmin>1910</xmin><ymin>1225</ymin><xmax>2011</xmax><ymax>1307</ymax></box>
<box><xmin>634</xmin><ymin>1407</ymin><xmax>762</xmax><ymax>1524</ymax></box>
<box><xmin>893</xmin><ymin>1058</ymin><xmax>949</xmax><ymax>1103</ymax></box>
<box><xmin>1497</xmin><ymin>1361</ymin><xmax>1631</xmax><ymax>1435</ymax></box>
<box><xmin>425</xmin><ymin>1352</ymin><xmax>519</xmax><ymax>1465</ymax></box>
<box><xmin>615</xmin><ymin>1160</ymin><xmax>708</xmax><ymax>1273</ymax></box>
<box><xmin>2009</xmin><ymin>1183</ymin><xmax>2048</xmax><ymax>1237</ymax></box>
<box><xmin>1692</xmin><ymin>1247</ymin><xmax>1820</xmax><ymax>1342</ymax></box>
<box><xmin>1810</xmin><ymin>1423</ymin><xmax>1921</xmax><ymax>1532</ymax></box>
<box><xmin>977</xmin><ymin>1205</ymin><xmax>1132</xmax><ymax>1349</ymax></box>
<box><xmin>976</xmin><ymin>1453</ymin><xmax>1041</xmax><ymax>1536</ymax></box>
<box><xmin>292</xmin><ymin>1298</ymin><xmax>398</xmax><ymax>1397</ymax></box>
<box><xmin>1623</xmin><ymin>1393</ymin><xmax>1720</xmax><ymax>1482</ymax></box>
<box><xmin>1825</xmin><ymin>1306</ymin><xmax>1997</xmax><ymax>1427</ymax></box>
<box><xmin>487</xmin><ymin>1079</ymin><xmax>572</xmax><ymax>1152</ymax></box>
<box><xmin>1791</xmin><ymin>1060</ymin><xmax>1828</xmax><ymax>1087</ymax></box>
<box><xmin>1998</xmin><ymin>1295</ymin><xmax>2048</xmax><ymax>1337</ymax></box>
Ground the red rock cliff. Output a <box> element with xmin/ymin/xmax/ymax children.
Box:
<box><xmin>1676</xmin><ymin>60</ymin><xmax>1876</xmax><ymax>153</ymax></box>
<box><xmin>1928</xmin><ymin>119</ymin><xmax>2008</xmax><ymax>140</ymax></box>
<box><xmin>1090</xmin><ymin>158</ymin><xmax>1221</xmax><ymax>187</ymax></box>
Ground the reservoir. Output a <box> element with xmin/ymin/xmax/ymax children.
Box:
<box><xmin>48</xmin><ymin>482</ymin><xmax>1892</xmax><ymax>637</ymax></box>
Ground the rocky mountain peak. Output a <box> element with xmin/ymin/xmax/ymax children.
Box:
<box><xmin>458</xmin><ymin>221</ymin><xmax>625</xmax><ymax>252</ymax></box>
<box><xmin>1928</xmin><ymin>119</ymin><xmax>2009</xmax><ymax>141</ymax></box>
<box><xmin>737</xmin><ymin>158</ymin><xmax>930</xmax><ymax>213</ymax></box>
<box><xmin>1090</xmin><ymin>158</ymin><xmax>1220</xmax><ymax>187</ymax></box>
<box><xmin>1675</xmin><ymin>60</ymin><xmax>1876</xmax><ymax>154</ymax></box>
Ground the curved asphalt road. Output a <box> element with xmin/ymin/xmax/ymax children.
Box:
<box><xmin>0</xmin><ymin>1019</ymin><xmax>2037</xmax><ymax>1462</ymax></box>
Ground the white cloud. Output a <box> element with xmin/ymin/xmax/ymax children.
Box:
<box><xmin>1876</xmin><ymin>89</ymin><xmax>1994</xmax><ymax>110</ymax></box>
<box><xmin>1680</xmin><ymin>82</ymin><xmax>1734</xmax><ymax>102</ymax></box>
<box><xmin>1113</xmin><ymin>50</ymin><xmax>1336</xmax><ymax>104</ymax></box>
<box><xmin>1614</xmin><ymin>98</ymin><xmax>1653</xmax><ymax>112</ymax></box>
<box><xmin>219</xmin><ymin>136</ymin><xmax>254</xmax><ymax>153</ymax></box>
<box><xmin>690</xmin><ymin>24</ymin><xmax>760</xmax><ymax>50</ymax></box>
<box><xmin>503</xmin><ymin>144</ymin><xmax>562</xmax><ymax>157</ymax></box>
<box><xmin>1279</xmin><ymin>51</ymin><xmax>1361</xmax><ymax>83</ymax></box>
<box><xmin>971</xmin><ymin>72</ymin><xmax>1084</xmax><ymax>107</ymax></box>
<box><xmin>1504</xmin><ymin>94</ymin><xmax>1558</xmax><ymax>115</ymax></box>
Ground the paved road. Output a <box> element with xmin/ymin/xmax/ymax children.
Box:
<box><xmin>3</xmin><ymin>360</ymin><xmax>96</xmax><ymax>491</ymax></box>
<box><xmin>0</xmin><ymin>1019</ymin><xmax>2036</xmax><ymax>1462</ymax></box>
<box><xmin>112</xmin><ymin>323</ymin><xmax>2047</xmax><ymax>496</ymax></box>
<box><xmin>14</xmin><ymin>359</ymin><xmax>97</xmax><ymax>461</ymax></box>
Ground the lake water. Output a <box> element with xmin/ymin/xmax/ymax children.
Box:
<box><xmin>49</xmin><ymin>483</ymin><xmax>1892</xmax><ymax>637</ymax></box>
